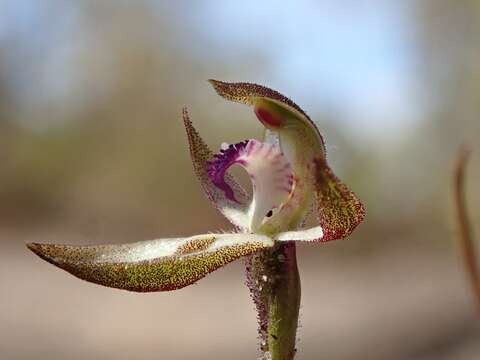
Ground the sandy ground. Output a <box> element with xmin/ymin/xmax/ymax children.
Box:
<box><xmin>1</xmin><ymin>228</ymin><xmax>480</xmax><ymax>360</ymax></box>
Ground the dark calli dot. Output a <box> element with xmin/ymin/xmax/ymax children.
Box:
<box><xmin>266</xmin><ymin>210</ymin><xmax>273</xmax><ymax>217</ymax></box>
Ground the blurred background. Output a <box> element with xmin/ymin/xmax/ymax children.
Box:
<box><xmin>1</xmin><ymin>0</ymin><xmax>479</xmax><ymax>359</ymax></box>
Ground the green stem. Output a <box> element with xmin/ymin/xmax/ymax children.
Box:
<box><xmin>246</xmin><ymin>242</ymin><xmax>301</xmax><ymax>360</ymax></box>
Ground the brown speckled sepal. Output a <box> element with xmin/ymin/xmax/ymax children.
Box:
<box><xmin>314</xmin><ymin>157</ymin><xmax>365</xmax><ymax>241</ymax></box>
<box><xmin>27</xmin><ymin>233</ymin><xmax>273</xmax><ymax>292</ymax></box>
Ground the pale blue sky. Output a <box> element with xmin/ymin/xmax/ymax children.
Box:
<box><xmin>172</xmin><ymin>0</ymin><xmax>421</xmax><ymax>140</ymax></box>
<box><xmin>0</xmin><ymin>0</ymin><xmax>421</xmax><ymax>140</ymax></box>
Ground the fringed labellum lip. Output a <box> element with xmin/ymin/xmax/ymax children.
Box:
<box><xmin>183</xmin><ymin>107</ymin><xmax>251</xmax><ymax>229</ymax></box>
<box><xmin>207</xmin><ymin>139</ymin><xmax>294</xmax><ymax>232</ymax></box>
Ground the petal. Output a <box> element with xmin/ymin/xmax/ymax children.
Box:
<box><xmin>209</xmin><ymin>80</ymin><xmax>365</xmax><ymax>240</ymax></box>
<box><xmin>314</xmin><ymin>157</ymin><xmax>366</xmax><ymax>240</ymax></box>
<box><xmin>208</xmin><ymin>79</ymin><xmax>317</xmax><ymax>136</ymax></box>
<box><xmin>207</xmin><ymin>139</ymin><xmax>293</xmax><ymax>232</ymax></box>
<box><xmin>182</xmin><ymin>107</ymin><xmax>250</xmax><ymax>229</ymax></box>
<box><xmin>27</xmin><ymin>233</ymin><xmax>273</xmax><ymax>292</ymax></box>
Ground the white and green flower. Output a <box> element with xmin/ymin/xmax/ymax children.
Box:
<box><xmin>27</xmin><ymin>80</ymin><xmax>365</xmax><ymax>292</ymax></box>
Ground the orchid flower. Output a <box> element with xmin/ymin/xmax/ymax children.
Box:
<box><xmin>27</xmin><ymin>80</ymin><xmax>365</xmax><ymax>360</ymax></box>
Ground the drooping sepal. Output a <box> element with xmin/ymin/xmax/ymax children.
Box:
<box><xmin>27</xmin><ymin>233</ymin><xmax>273</xmax><ymax>292</ymax></box>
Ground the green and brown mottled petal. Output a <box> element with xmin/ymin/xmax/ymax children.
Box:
<box><xmin>314</xmin><ymin>157</ymin><xmax>365</xmax><ymax>240</ymax></box>
<box><xmin>27</xmin><ymin>233</ymin><xmax>273</xmax><ymax>292</ymax></box>
<box><xmin>183</xmin><ymin>107</ymin><xmax>250</xmax><ymax>229</ymax></box>
<box><xmin>209</xmin><ymin>80</ymin><xmax>365</xmax><ymax>240</ymax></box>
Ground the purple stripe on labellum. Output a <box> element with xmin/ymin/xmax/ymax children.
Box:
<box><xmin>207</xmin><ymin>140</ymin><xmax>250</xmax><ymax>203</ymax></box>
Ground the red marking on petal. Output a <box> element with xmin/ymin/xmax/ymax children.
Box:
<box><xmin>254</xmin><ymin>106</ymin><xmax>283</xmax><ymax>128</ymax></box>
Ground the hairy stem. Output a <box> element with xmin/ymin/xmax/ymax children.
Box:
<box><xmin>454</xmin><ymin>146</ymin><xmax>480</xmax><ymax>314</ymax></box>
<box><xmin>246</xmin><ymin>242</ymin><xmax>301</xmax><ymax>360</ymax></box>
